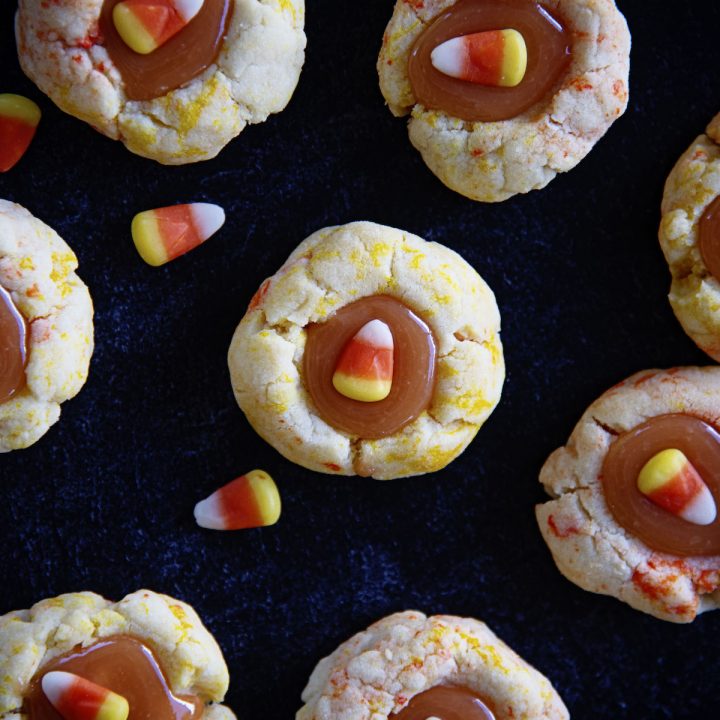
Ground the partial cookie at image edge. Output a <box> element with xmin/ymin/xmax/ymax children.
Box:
<box><xmin>536</xmin><ymin>366</ymin><xmax>720</xmax><ymax>623</ymax></box>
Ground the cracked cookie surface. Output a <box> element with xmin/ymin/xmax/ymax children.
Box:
<box><xmin>659</xmin><ymin>113</ymin><xmax>720</xmax><ymax>362</ymax></box>
<box><xmin>536</xmin><ymin>367</ymin><xmax>720</xmax><ymax>623</ymax></box>
<box><xmin>227</xmin><ymin>221</ymin><xmax>504</xmax><ymax>480</ymax></box>
<box><xmin>297</xmin><ymin>611</ymin><xmax>568</xmax><ymax>720</ymax></box>
<box><xmin>0</xmin><ymin>589</ymin><xmax>236</xmax><ymax>720</ymax></box>
<box><xmin>377</xmin><ymin>0</ymin><xmax>630</xmax><ymax>202</ymax></box>
<box><xmin>0</xmin><ymin>200</ymin><xmax>93</xmax><ymax>452</ymax></box>
<box><xmin>15</xmin><ymin>0</ymin><xmax>306</xmax><ymax>164</ymax></box>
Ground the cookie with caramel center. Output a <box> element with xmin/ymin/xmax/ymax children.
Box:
<box><xmin>537</xmin><ymin>366</ymin><xmax>720</xmax><ymax>623</ymax></box>
<box><xmin>15</xmin><ymin>0</ymin><xmax>306</xmax><ymax>164</ymax></box>
<box><xmin>228</xmin><ymin>221</ymin><xmax>505</xmax><ymax>480</ymax></box>
<box><xmin>0</xmin><ymin>200</ymin><xmax>93</xmax><ymax>452</ymax></box>
<box><xmin>377</xmin><ymin>0</ymin><xmax>630</xmax><ymax>202</ymax></box>
<box><xmin>297</xmin><ymin>611</ymin><xmax>568</xmax><ymax>720</ymax></box>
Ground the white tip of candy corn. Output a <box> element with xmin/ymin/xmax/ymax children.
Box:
<box><xmin>430</xmin><ymin>37</ymin><xmax>465</xmax><ymax>79</ymax></box>
<box><xmin>354</xmin><ymin>319</ymin><xmax>393</xmax><ymax>349</ymax></box>
<box><xmin>174</xmin><ymin>0</ymin><xmax>204</xmax><ymax>22</ymax></box>
<box><xmin>681</xmin><ymin>484</ymin><xmax>717</xmax><ymax>526</ymax></box>
<box><xmin>193</xmin><ymin>493</ymin><xmax>224</xmax><ymax>530</ymax></box>
<box><xmin>41</xmin><ymin>671</ymin><xmax>74</xmax><ymax>707</ymax></box>
<box><xmin>190</xmin><ymin>202</ymin><xmax>225</xmax><ymax>241</ymax></box>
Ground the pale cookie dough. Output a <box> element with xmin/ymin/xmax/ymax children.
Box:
<box><xmin>228</xmin><ymin>221</ymin><xmax>505</xmax><ymax>480</ymax></box>
<box><xmin>297</xmin><ymin>611</ymin><xmax>568</xmax><ymax>720</ymax></box>
<box><xmin>659</xmin><ymin>113</ymin><xmax>720</xmax><ymax>362</ymax></box>
<box><xmin>537</xmin><ymin>367</ymin><xmax>720</xmax><ymax>623</ymax></box>
<box><xmin>0</xmin><ymin>589</ymin><xmax>236</xmax><ymax>720</ymax></box>
<box><xmin>0</xmin><ymin>200</ymin><xmax>93</xmax><ymax>452</ymax></box>
<box><xmin>15</xmin><ymin>0</ymin><xmax>306</xmax><ymax>164</ymax></box>
<box><xmin>377</xmin><ymin>0</ymin><xmax>630</xmax><ymax>202</ymax></box>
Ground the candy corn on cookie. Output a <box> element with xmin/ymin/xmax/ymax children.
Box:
<box><xmin>0</xmin><ymin>590</ymin><xmax>237</xmax><ymax>720</ymax></box>
<box><xmin>536</xmin><ymin>367</ymin><xmax>720</xmax><ymax>623</ymax></box>
<box><xmin>15</xmin><ymin>0</ymin><xmax>306</xmax><ymax>164</ymax></box>
<box><xmin>659</xmin><ymin>112</ymin><xmax>720</xmax><ymax>362</ymax></box>
<box><xmin>297</xmin><ymin>611</ymin><xmax>568</xmax><ymax>720</ymax></box>
<box><xmin>0</xmin><ymin>200</ymin><xmax>93</xmax><ymax>452</ymax></box>
<box><xmin>228</xmin><ymin>221</ymin><xmax>505</xmax><ymax>480</ymax></box>
<box><xmin>377</xmin><ymin>0</ymin><xmax>630</xmax><ymax>202</ymax></box>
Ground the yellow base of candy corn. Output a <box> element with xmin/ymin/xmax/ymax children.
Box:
<box><xmin>131</xmin><ymin>212</ymin><xmax>168</xmax><ymax>266</ymax></box>
<box><xmin>247</xmin><ymin>470</ymin><xmax>281</xmax><ymax>525</ymax></box>
<box><xmin>499</xmin><ymin>29</ymin><xmax>527</xmax><ymax>88</ymax></box>
<box><xmin>113</xmin><ymin>4</ymin><xmax>159</xmax><ymax>55</ymax></box>
<box><xmin>332</xmin><ymin>373</ymin><xmax>392</xmax><ymax>402</ymax></box>
<box><xmin>0</xmin><ymin>94</ymin><xmax>41</xmax><ymax>125</ymax></box>
<box><xmin>638</xmin><ymin>448</ymin><xmax>687</xmax><ymax>494</ymax></box>
<box><xmin>96</xmin><ymin>691</ymin><xmax>130</xmax><ymax>720</ymax></box>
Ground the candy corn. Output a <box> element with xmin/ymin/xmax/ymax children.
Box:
<box><xmin>131</xmin><ymin>202</ymin><xmax>224</xmax><ymax>266</ymax></box>
<box><xmin>332</xmin><ymin>319</ymin><xmax>394</xmax><ymax>402</ymax></box>
<box><xmin>194</xmin><ymin>470</ymin><xmax>281</xmax><ymax>530</ymax></box>
<box><xmin>431</xmin><ymin>29</ymin><xmax>527</xmax><ymax>87</ymax></box>
<box><xmin>0</xmin><ymin>94</ymin><xmax>41</xmax><ymax>172</ymax></box>
<box><xmin>113</xmin><ymin>0</ymin><xmax>204</xmax><ymax>55</ymax></box>
<box><xmin>637</xmin><ymin>448</ymin><xmax>717</xmax><ymax>526</ymax></box>
<box><xmin>42</xmin><ymin>671</ymin><xmax>129</xmax><ymax>720</ymax></box>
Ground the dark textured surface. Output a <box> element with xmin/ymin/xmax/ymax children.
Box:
<box><xmin>1</xmin><ymin>1</ymin><xmax>720</xmax><ymax>717</ymax></box>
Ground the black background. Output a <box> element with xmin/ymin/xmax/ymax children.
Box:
<box><xmin>2</xmin><ymin>1</ymin><xmax>720</xmax><ymax>717</ymax></box>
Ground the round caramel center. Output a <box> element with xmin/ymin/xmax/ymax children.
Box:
<box><xmin>303</xmin><ymin>296</ymin><xmax>436</xmax><ymax>439</ymax></box>
<box><xmin>602</xmin><ymin>414</ymin><xmax>720</xmax><ymax>556</ymax></box>
<box><xmin>407</xmin><ymin>0</ymin><xmax>571</xmax><ymax>123</ymax></box>
<box><xmin>0</xmin><ymin>284</ymin><xmax>28</xmax><ymax>404</ymax></box>
<box><xmin>698</xmin><ymin>194</ymin><xmax>720</xmax><ymax>282</ymax></box>
<box><xmin>24</xmin><ymin>636</ymin><xmax>203</xmax><ymax>720</ymax></box>
<box><xmin>393</xmin><ymin>685</ymin><xmax>495</xmax><ymax>720</ymax></box>
<box><xmin>100</xmin><ymin>0</ymin><xmax>233</xmax><ymax>102</ymax></box>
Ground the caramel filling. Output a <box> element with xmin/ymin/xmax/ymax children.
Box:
<box><xmin>100</xmin><ymin>0</ymin><xmax>233</xmax><ymax>101</ymax></box>
<box><xmin>24</xmin><ymin>636</ymin><xmax>203</xmax><ymax>720</ymax></box>
<box><xmin>0</xmin><ymin>284</ymin><xmax>28</xmax><ymax>403</ymax></box>
<box><xmin>407</xmin><ymin>0</ymin><xmax>571</xmax><ymax>122</ymax></box>
<box><xmin>303</xmin><ymin>296</ymin><xmax>436</xmax><ymax>439</ymax></box>
<box><xmin>602</xmin><ymin>414</ymin><xmax>720</xmax><ymax>556</ymax></box>
<box><xmin>698</xmin><ymin>195</ymin><xmax>720</xmax><ymax>282</ymax></box>
<box><xmin>393</xmin><ymin>685</ymin><xmax>496</xmax><ymax>720</ymax></box>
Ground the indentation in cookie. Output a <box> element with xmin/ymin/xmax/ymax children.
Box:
<box><xmin>26</xmin><ymin>636</ymin><xmax>202</xmax><ymax>720</ymax></box>
<box><xmin>0</xmin><ymin>284</ymin><xmax>29</xmax><ymax>403</ymax></box>
<box><xmin>408</xmin><ymin>0</ymin><xmax>570</xmax><ymax>122</ymax></box>
<box><xmin>101</xmin><ymin>0</ymin><xmax>232</xmax><ymax>100</ymax></box>
<box><xmin>304</xmin><ymin>296</ymin><xmax>436</xmax><ymax>438</ymax></box>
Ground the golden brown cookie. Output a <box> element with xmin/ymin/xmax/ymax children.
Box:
<box><xmin>537</xmin><ymin>367</ymin><xmax>720</xmax><ymax>623</ymax></box>
<box><xmin>0</xmin><ymin>200</ymin><xmax>93</xmax><ymax>452</ymax></box>
<box><xmin>228</xmin><ymin>221</ymin><xmax>504</xmax><ymax>480</ymax></box>
<box><xmin>378</xmin><ymin>0</ymin><xmax>630</xmax><ymax>202</ymax></box>
<box><xmin>659</xmin><ymin>113</ymin><xmax>720</xmax><ymax>362</ymax></box>
<box><xmin>297</xmin><ymin>611</ymin><xmax>568</xmax><ymax>720</ymax></box>
<box><xmin>16</xmin><ymin>0</ymin><xmax>306</xmax><ymax>164</ymax></box>
<box><xmin>0</xmin><ymin>589</ymin><xmax>236</xmax><ymax>720</ymax></box>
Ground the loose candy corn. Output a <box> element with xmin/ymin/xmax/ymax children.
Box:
<box><xmin>431</xmin><ymin>29</ymin><xmax>528</xmax><ymax>87</ymax></box>
<box><xmin>637</xmin><ymin>448</ymin><xmax>717</xmax><ymax>526</ymax></box>
<box><xmin>0</xmin><ymin>94</ymin><xmax>41</xmax><ymax>172</ymax></box>
<box><xmin>194</xmin><ymin>470</ymin><xmax>281</xmax><ymax>530</ymax></box>
<box><xmin>131</xmin><ymin>202</ymin><xmax>224</xmax><ymax>266</ymax></box>
<box><xmin>42</xmin><ymin>671</ymin><xmax>129</xmax><ymax>720</ymax></box>
<box><xmin>332</xmin><ymin>319</ymin><xmax>394</xmax><ymax>402</ymax></box>
<box><xmin>113</xmin><ymin>0</ymin><xmax>204</xmax><ymax>54</ymax></box>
